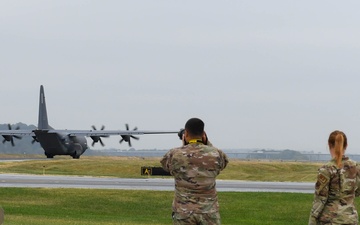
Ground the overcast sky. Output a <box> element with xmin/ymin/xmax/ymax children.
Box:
<box><xmin>1</xmin><ymin>1</ymin><xmax>360</xmax><ymax>153</ymax></box>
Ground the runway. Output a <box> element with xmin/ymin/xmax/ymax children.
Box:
<box><xmin>0</xmin><ymin>174</ymin><xmax>314</xmax><ymax>193</ymax></box>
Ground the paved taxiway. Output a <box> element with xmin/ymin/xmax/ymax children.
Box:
<box><xmin>0</xmin><ymin>174</ymin><xmax>314</xmax><ymax>193</ymax></box>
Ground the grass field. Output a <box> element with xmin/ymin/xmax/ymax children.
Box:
<box><xmin>0</xmin><ymin>155</ymin><xmax>344</xmax><ymax>225</ymax></box>
<box><xmin>2</xmin><ymin>188</ymin><xmax>318</xmax><ymax>225</ymax></box>
<box><xmin>0</xmin><ymin>155</ymin><xmax>321</xmax><ymax>182</ymax></box>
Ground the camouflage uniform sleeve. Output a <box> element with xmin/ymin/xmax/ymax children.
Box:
<box><xmin>309</xmin><ymin>166</ymin><xmax>331</xmax><ymax>223</ymax></box>
<box><xmin>206</xmin><ymin>140</ymin><xmax>228</xmax><ymax>170</ymax></box>
<box><xmin>160</xmin><ymin>149</ymin><xmax>173</xmax><ymax>173</ymax></box>
<box><xmin>218</xmin><ymin>149</ymin><xmax>229</xmax><ymax>171</ymax></box>
<box><xmin>355</xmin><ymin>163</ymin><xmax>360</xmax><ymax>197</ymax></box>
<box><xmin>308</xmin><ymin>215</ymin><xmax>317</xmax><ymax>225</ymax></box>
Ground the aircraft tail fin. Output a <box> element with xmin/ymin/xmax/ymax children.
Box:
<box><xmin>38</xmin><ymin>85</ymin><xmax>50</xmax><ymax>130</ymax></box>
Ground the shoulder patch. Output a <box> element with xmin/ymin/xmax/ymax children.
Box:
<box><xmin>318</xmin><ymin>173</ymin><xmax>328</xmax><ymax>184</ymax></box>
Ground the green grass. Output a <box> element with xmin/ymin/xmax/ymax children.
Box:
<box><xmin>2</xmin><ymin>188</ymin><xmax>172</xmax><ymax>225</ymax></box>
<box><xmin>220</xmin><ymin>192</ymin><xmax>316</xmax><ymax>225</ymax></box>
<box><xmin>1</xmin><ymin>188</ymin><xmax>325</xmax><ymax>225</ymax></box>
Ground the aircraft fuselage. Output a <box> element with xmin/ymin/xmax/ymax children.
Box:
<box><xmin>34</xmin><ymin>130</ymin><xmax>88</xmax><ymax>159</ymax></box>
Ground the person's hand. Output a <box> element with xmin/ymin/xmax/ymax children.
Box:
<box><xmin>177</xmin><ymin>129</ymin><xmax>184</xmax><ymax>140</ymax></box>
<box><xmin>182</xmin><ymin>133</ymin><xmax>187</xmax><ymax>145</ymax></box>
<box><xmin>177</xmin><ymin>129</ymin><xmax>187</xmax><ymax>145</ymax></box>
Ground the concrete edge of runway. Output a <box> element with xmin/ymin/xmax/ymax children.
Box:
<box><xmin>0</xmin><ymin>173</ymin><xmax>315</xmax><ymax>193</ymax></box>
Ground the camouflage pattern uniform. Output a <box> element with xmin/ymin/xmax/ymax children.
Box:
<box><xmin>161</xmin><ymin>141</ymin><xmax>228</xmax><ymax>225</ymax></box>
<box><xmin>309</xmin><ymin>156</ymin><xmax>360</xmax><ymax>225</ymax></box>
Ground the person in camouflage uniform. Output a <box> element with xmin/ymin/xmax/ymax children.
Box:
<box><xmin>309</xmin><ymin>130</ymin><xmax>360</xmax><ymax>225</ymax></box>
<box><xmin>161</xmin><ymin>118</ymin><xmax>228</xmax><ymax>225</ymax></box>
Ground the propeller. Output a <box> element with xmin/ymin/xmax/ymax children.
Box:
<box><xmin>90</xmin><ymin>125</ymin><xmax>109</xmax><ymax>147</ymax></box>
<box><xmin>2</xmin><ymin>124</ymin><xmax>22</xmax><ymax>146</ymax></box>
<box><xmin>31</xmin><ymin>136</ymin><xmax>39</xmax><ymax>144</ymax></box>
<box><xmin>119</xmin><ymin>124</ymin><xmax>139</xmax><ymax>147</ymax></box>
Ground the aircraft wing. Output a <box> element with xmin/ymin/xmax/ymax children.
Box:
<box><xmin>48</xmin><ymin>129</ymin><xmax>179</xmax><ymax>137</ymax></box>
<box><xmin>0</xmin><ymin>127</ymin><xmax>180</xmax><ymax>147</ymax></box>
<box><xmin>0</xmin><ymin>129</ymin><xmax>179</xmax><ymax>137</ymax></box>
<box><xmin>0</xmin><ymin>129</ymin><xmax>35</xmax><ymax>146</ymax></box>
<box><xmin>0</xmin><ymin>130</ymin><xmax>34</xmax><ymax>136</ymax></box>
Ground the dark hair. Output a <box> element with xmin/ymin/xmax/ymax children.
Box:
<box><xmin>328</xmin><ymin>130</ymin><xmax>347</xmax><ymax>167</ymax></box>
<box><xmin>185</xmin><ymin>118</ymin><xmax>204</xmax><ymax>137</ymax></box>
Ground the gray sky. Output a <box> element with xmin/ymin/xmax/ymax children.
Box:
<box><xmin>1</xmin><ymin>1</ymin><xmax>360</xmax><ymax>153</ymax></box>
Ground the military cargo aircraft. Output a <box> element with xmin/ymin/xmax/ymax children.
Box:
<box><xmin>0</xmin><ymin>85</ymin><xmax>178</xmax><ymax>159</ymax></box>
